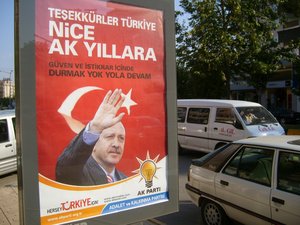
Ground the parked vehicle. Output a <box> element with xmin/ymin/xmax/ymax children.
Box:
<box><xmin>0</xmin><ymin>110</ymin><xmax>16</xmax><ymax>176</ymax></box>
<box><xmin>177</xmin><ymin>99</ymin><xmax>285</xmax><ymax>153</ymax></box>
<box><xmin>186</xmin><ymin>135</ymin><xmax>300</xmax><ymax>225</ymax></box>
<box><xmin>269</xmin><ymin>107</ymin><xmax>300</xmax><ymax>124</ymax></box>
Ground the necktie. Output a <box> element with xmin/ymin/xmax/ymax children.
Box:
<box><xmin>107</xmin><ymin>175</ymin><xmax>114</xmax><ymax>183</ymax></box>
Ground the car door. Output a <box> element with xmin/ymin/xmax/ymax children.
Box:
<box><xmin>271</xmin><ymin>150</ymin><xmax>300</xmax><ymax>225</ymax></box>
<box><xmin>0</xmin><ymin>117</ymin><xmax>15</xmax><ymax>159</ymax></box>
<box><xmin>215</xmin><ymin>146</ymin><xmax>274</xmax><ymax>225</ymax></box>
<box><xmin>184</xmin><ymin>107</ymin><xmax>210</xmax><ymax>152</ymax></box>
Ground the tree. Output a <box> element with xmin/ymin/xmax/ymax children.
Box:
<box><xmin>292</xmin><ymin>61</ymin><xmax>300</xmax><ymax>96</ymax></box>
<box><xmin>176</xmin><ymin>10</ymin><xmax>228</xmax><ymax>99</ymax></box>
<box><xmin>280</xmin><ymin>0</ymin><xmax>300</xmax><ymax>17</ymax></box>
<box><xmin>176</xmin><ymin>0</ymin><xmax>300</xmax><ymax>100</ymax></box>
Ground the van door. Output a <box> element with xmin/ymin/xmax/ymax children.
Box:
<box><xmin>209</xmin><ymin>107</ymin><xmax>245</xmax><ymax>150</ymax></box>
<box><xmin>184</xmin><ymin>107</ymin><xmax>210</xmax><ymax>152</ymax></box>
<box><xmin>0</xmin><ymin>117</ymin><xmax>16</xmax><ymax>160</ymax></box>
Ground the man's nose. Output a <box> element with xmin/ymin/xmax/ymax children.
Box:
<box><xmin>112</xmin><ymin>137</ymin><xmax>120</xmax><ymax>147</ymax></box>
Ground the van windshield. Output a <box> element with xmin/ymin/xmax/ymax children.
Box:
<box><xmin>236</xmin><ymin>107</ymin><xmax>278</xmax><ymax>125</ymax></box>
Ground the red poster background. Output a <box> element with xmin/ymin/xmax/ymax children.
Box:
<box><xmin>35</xmin><ymin>0</ymin><xmax>166</xmax><ymax>181</ymax></box>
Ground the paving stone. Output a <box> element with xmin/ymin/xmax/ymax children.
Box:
<box><xmin>0</xmin><ymin>173</ymin><xmax>19</xmax><ymax>225</ymax></box>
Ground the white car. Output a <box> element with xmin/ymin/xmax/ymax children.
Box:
<box><xmin>0</xmin><ymin>110</ymin><xmax>16</xmax><ymax>176</ymax></box>
<box><xmin>186</xmin><ymin>135</ymin><xmax>300</xmax><ymax>225</ymax></box>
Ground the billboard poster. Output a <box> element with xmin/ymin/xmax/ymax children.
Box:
<box><xmin>35</xmin><ymin>0</ymin><xmax>167</xmax><ymax>224</ymax></box>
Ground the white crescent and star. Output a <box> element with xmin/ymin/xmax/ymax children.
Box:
<box><xmin>121</xmin><ymin>88</ymin><xmax>137</xmax><ymax>115</ymax></box>
<box><xmin>58</xmin><ymin>86</ymin><xmax>137</xmax><ymax>133</ymax></box>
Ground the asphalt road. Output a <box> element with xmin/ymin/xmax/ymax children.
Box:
<box><xmin>154</xmin><ymin>150</ymin><xmax>206</xmax><ymax>225</ymax></box>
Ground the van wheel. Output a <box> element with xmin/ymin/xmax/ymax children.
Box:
<box><xmin>201</xmin><ymin>200</ymin><xmax>229</xmax><ymax>225</ymax></box>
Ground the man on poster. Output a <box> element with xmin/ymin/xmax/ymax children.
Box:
<box><xmin>56</xmin><ymin>89</ymin><xmax>127</xmax><ymax>186</ymax></box>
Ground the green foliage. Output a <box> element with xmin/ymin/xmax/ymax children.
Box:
<box><xmin>177</xmin><ymin>64</ymin><xmax>227</xmax><ymax>99</ymax></box>
<box><xmin>176</xmin><ymin>0</ymin><xmax>300</xmax><ymax>99</ymax></box>
<box><xmin>0</xmin><ymin>98</ymin><xmax>15</xmax><ymax>109</ymax></box>
<box><xmin>292</xmin><ymin>61</ymin><xmax>300</xmax><ymax>96</ymax></box>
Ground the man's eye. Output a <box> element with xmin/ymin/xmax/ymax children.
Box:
<box><xmin>105</xmin><ymin>135</ymin><xmax>114</xmax><ymax>139</ymax></box>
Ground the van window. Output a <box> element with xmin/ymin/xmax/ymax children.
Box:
<box><xmin>177</xmin><ymin>107</ymin><xmax>187</xmax><ymax>122</ymax></box>
<box><xmin>187</xmin><ymin>108</ymin><xmax>210</xmax><ymax>124</ymax></box>
<box><xmin>215</xmin><ymin>108</ymin><xmax>235</xmax><ymax>124</ymax></box>
<box><xmin>236</xmin><ymin>107</ymin><xmax>277</xmax><ymax>125</ymax></box>
<box><xmin>0</xmin><ymin>119</ymin><xmax>9</xmax><ymax>143</ymax></box>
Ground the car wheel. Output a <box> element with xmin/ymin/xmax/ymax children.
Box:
<box><xmin>201</xmin><ymin>200</ymin><xmax>229</xmax><ymax>225</ymax></box>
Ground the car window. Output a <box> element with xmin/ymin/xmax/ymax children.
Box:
<box><xmin>277</xmin><ymin>151</ymin><xmax>300</xmax><ymax>196</ymax></box>
<box><xmin>187</xmin><ymin>108</ymin><xmax>210</xmax><ymax>124</ymax></box>
<box><xmin>12</xmin><ymin>117</ymin><xmax>16</xmax><ymax>134</ymax></box>
<box><xmin>200</xmin><ymin>144</ymin><xmax>240</xmax><ymax>172</ymax></box>
<box><xmin>215</xmin><ymin>108</ymin><xmax>235</xmax><ymax>124</ymax></box>
<box><xmin>177</xmin><ymin>107</ymin><xmax>187</xmax><ymax>123</ymax></box>
<box><xmin>0</xmin><ymin>119</ymin><xmax>9</xmax><ymax>143</ymax></box>
<box><xmin>223</xmin><ymin>146</ymin><xmax>274</xmax><ymax>186</ymax></box>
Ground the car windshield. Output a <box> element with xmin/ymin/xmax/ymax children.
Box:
<box><xmin>236</xmin><ymin>106</ymin><xmax>278</xmax><ymax>126</ymax></box>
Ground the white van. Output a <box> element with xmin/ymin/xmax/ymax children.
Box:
<box><xmin>0</xmin><ymin>110</ymin><xmax>16</xmax><ymax>176</ymax></box>
<box><xmin>177</xmin><ymin>99</ymin><xmax>285</xmax><ymax>153</ymax></box>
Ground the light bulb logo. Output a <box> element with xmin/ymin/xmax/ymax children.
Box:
<box><xmin>141</xmin><ymin>160</ymin><xmax>156</xmax><ymax>188</ymax></box>
<box><xmin>133</xmin><ymin>151</ymin><xmax>160</xmax><ymax>188</ymax></box>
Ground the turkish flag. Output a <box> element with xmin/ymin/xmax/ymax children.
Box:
<box><xmin>35</xmin><ymin>0</ymin><xmax>166</xmax><ymax>180</ymax></box>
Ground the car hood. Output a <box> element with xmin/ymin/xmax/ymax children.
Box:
<box><xmin>246</xmin><ymin>123</ymin><xmax>285</xmax><ymax>136</ymax></box>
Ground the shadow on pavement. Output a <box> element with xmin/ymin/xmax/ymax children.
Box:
<box><xmin>154</xmin><ymin>200</ymin><xmax>202</xmax><ymax>225</ymax></box>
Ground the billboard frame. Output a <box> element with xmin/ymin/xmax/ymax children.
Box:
<box><xmin>16</xmin><ymin>0</ymin><xmax>178</xmax><ymax>224</ymax></box>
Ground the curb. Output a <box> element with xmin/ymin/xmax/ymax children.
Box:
<box><xmin>287</xmin><ymin>129</ymin><xmax>300</xmax><ymax>135</ymax></box>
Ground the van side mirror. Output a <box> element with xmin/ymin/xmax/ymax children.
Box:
<box><xmin>233</xmin><ymin>120</ymin><xmax>243</xmax><ymax>130</ymax></box>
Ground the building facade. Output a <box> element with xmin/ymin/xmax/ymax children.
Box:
<box><xmin>0</xmin><ymin>78</ymin><xmax>15</xmax><ymax>98</ymax></box>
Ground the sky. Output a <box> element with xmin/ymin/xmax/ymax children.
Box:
<box><xmin>0</xmin><ymin>0</ymin><xmax>182</xmax><ymax>81</ymax></box>
<box><xmin>0</xmin><ymin>0</ymin><xmax>14</xmax><ymax>80</ymax></box>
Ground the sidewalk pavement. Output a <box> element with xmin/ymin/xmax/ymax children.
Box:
<box><xmin>0</xmin><ymin>172</ymin><xmax>19</xmax><ymax>225</ymax></box>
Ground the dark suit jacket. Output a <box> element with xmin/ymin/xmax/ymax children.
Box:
<box><xmin>56</xmin><ymin>129</ymin><xmax>126</xmax><ymax>186</ymax></box>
